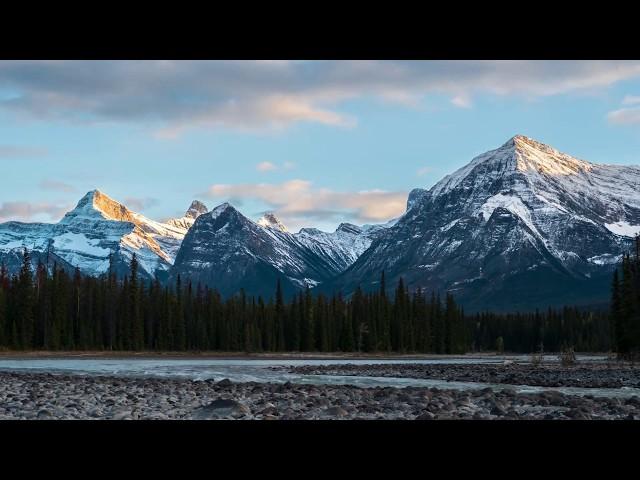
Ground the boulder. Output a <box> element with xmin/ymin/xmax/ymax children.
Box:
<box><xmin>191</xmin><ymin>399</ymin><xmax>250</xmax><ymax>419</ymax></box>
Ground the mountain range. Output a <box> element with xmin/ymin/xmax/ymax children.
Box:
<box><xmin>1</xmin><ymin>135</ymin><xmax>639</xmax><ymax>311</ymax></box>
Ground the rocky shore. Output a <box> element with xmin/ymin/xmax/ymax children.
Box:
<box><xmin>288</xmin><ymin>363</ymin><xmax>640</xmax><ymax>389</ymax></box>
<box><xmin>0</xmin><ymin>371</ymin><xmax>638</xmax><ymax>420</ymax></box>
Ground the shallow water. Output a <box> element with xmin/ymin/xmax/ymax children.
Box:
<box><xmin>0</xmin><ymin>356</ymin><xmax>635</xmax><ymax>399</ymax></box>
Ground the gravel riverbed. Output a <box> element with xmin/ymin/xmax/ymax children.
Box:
<box><xmin>287</xmin><ymin>363</ymin><xmax>640</xmax><ymax>389</ymax></box>
<box><xmin>0</xmin><ymin>371</ymin><xmax>639</xmax><ymax>420</ymax></box>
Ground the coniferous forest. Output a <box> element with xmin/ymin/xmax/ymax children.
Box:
<box><xmin>610</xmin><ymin>236</ymin><xmax>640</xmax><ymax>359</ymax></box>
<box><xmin>0</xmin><ymin>239</ymin><xmax>638</xmax><ymax>354</ymax></box>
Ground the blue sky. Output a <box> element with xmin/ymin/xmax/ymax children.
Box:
<box><xmin>1</xmin><ymin>60</ymin><xmax>640</xmax><ymax>232</ymax></box>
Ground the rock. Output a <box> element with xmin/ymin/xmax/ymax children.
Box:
<box><xmin>415</xmin><ymin>411</ymin><xmax>435</xmax><ymax>420</ymax></box>
<box><xmin>216</xmin><ymin>378</ymin><xmax>233</xmax><ymax>387</ymax></box>
<box><xmin>259</xmin><ymin>405</ymin><xmax>279</xmax><ymax>416</ymax></box>
<box><xmin>490</xmin><ymin>406</ymin><xmax>507</xmax><ymax>416</ymax></box>
<box><xmin>191</xmin><ymin>399</ymin><xmax>250</xmax><ymax>419</ymax></box>
<box><xmin>321</xmin><ymin>406</ymin><xmax>349</xmax><ymax>418</ymax></box>
<box><xmin>113</xmin><ymin>410</ymin><xmax>133</xmax><ymax>420</ymax></box>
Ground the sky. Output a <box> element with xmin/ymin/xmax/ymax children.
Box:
<box><xmin>2</xmin><ymin>60</ymin><xmax>640</xmax><ymax>232</ymax></box>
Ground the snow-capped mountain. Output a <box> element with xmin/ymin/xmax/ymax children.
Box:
<box><xmin>3</xmin><ymin>134</ymin><xmax>637</xmax><ymax>310</ymax></box>
<box><xmin>0</xmin><ymin>190</ymin><xmax>207</xmax><ymax>279</ymax></box>
<box><xmin>257</xmin><ymin>212</ymin><xmax>289</xmax><ymax>232</ymax></box>
<box><xmin>169</xmin><ymin>204</ymin><xmax>393</xmax><ymax>298</ymax></box>
<box><xmin>166</xmin><ymin>200</ymin><xmax>209</xmax><ymax>230</ymax></box>
<box><xmin>322</xmin><ymin>135</ymin><xmax>640</xmax><ymax>311</ymax></box>
<box><xmin>296</xmin><ymin>220</ymin><xmax>396</xmax><ymax>274</ymax></box>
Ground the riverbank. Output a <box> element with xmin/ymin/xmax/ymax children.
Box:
<box><xmin>287</xmin><ymin>362</ymin><xmax>640</xmax><ymax>389</ymax></box>
<box><xmin>0</xmin><ymin>350</ymin><xmax>609</xmax><ymax>361</ymax></box>
<box><xmin>0</xmin><ymin>371</ymin><xmax>638</xmax><ymax>420</ymax></box>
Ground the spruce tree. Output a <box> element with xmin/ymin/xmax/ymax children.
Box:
<box><xmin>611</xmin><ymin>268</ymin><xmax>622</xmax><ymax>352</ymax></box>
<box><xmin>274</xmin><ymin>279</ymin><xmax>286</xmax><ymax>351</ymax></box>
<box><xmin>129</xmin><ymin>254</ymin><xmax>143</xmax><ymax>350</ymax></box>
<box><xmin>15</xmin><ymin>249</ymin><xmax>35</xmax><ymax>349</ymax></box>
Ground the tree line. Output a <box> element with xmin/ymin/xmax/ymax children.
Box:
<box><xmin>610</xmin><ymin>235</ymin><xmax>640</xmax><ymax>359</ymax></box>
<box><xmin>2</xmin><ymin>240</ymin><xmax>640</xmax><ymax>354</ymax></box>
<box><xmin>465</xmin><ymin>308</ymin><xmax>610</xmax><ymax>354</ymax></box>
<box><xmin>0</xmin><ymin>252</ymin><xmax>468</xmax><ymax>353</ymax></box>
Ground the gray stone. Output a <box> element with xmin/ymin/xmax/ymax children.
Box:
<box><xmin>321</xmin><ymin>406</ymin><xmax>349</xmax><ymax>418</ymax></box>
<box><xmin>191</xmin><ymin>399</ymin><xmax>250</xmax><ymax>419</ymax></box>
<box><xmin>415</xmin><ymin>411</ymin><xmax>435</xmax><ymax>420</ymax></box>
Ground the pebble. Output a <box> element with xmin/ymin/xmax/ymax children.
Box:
<box><xmin>0</xmin><ymin>370</ymin><xmax>637</xmax><ymax>420</ymax></box>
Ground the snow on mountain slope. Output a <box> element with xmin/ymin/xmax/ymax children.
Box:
<box><xmin>296</xmin><ymin>221</ymin><xmax>394</xmax><ymax>273</ymax></box>
<box><xmin>165</xmin><ymin>200</ymin><xmax>208</xmax><ymax>230</ymax></box>
<box><xmin>324</xmin><ymin>135</ymin><xmax>640</xmax><ymax>311</ymax></box>
<box><xmin>0</xmin><ymin>190</ymin><xmax>205</xmax><ymax>278</ymax></box>
<box><xmin>171</xmin><ymin>204</ymin><xmax>333</xmax><ymax>297</ymax></box>
<box><xmin>257</xmin><ymin>212</ymin><xmax>289</xmax><ymax>232</ymax></box>
<box><xmin>170</xmin><ymin>205</ymin><xmax>397</xmax><ymax>297</ymax></box>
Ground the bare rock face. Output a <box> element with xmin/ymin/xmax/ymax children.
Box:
<box><xmin>324</xmin><ymin>135</ymin><xmax>640</xmax><ymax>312</ymax></box>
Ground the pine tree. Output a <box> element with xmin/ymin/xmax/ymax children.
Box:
<box><xmin>274</xmin><ymin>279</ymin><xmax>286</xmax><ymax>351</ymax></box>
<box><xmin>0</xmin><ymin>280</ymin><xmax>5</xmax><ymax>347</ymax></box>
<box><xmin>14</xmin><ymin>249</ymin><xmax>35</xmax><ymax>349</ymax></box>
<box><xmin>129</xmin><ymin>254</ymin><xmax>143</xmax><ymax>350</ymax></box>
<box><xmin>174</xmin><ymin>275</ymin><xmax>186</xmax><ymax>350</ymax></box>
<box><xmin>611</xmin><ymin>268</ymin><xmax>622</xmax><ymax>352</ymax></box>
<box><xmin>378</xmin><ymin>271</ymin><xmax>390</xmax><ymax>351</ymax></box>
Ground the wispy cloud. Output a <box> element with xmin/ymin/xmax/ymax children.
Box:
<box><xmin>451</xmin><ymin>94</ymin><xmax>472</xmax><ymax>108</ymax></box>
<box><xmin>607</xmin><ymin>95</ymin><xmax>640</xmax><ymax>125</ymax></box>
<box><xmin>39</xmin><ymin>179</ymin><xmax>76</xmax><ymax>192</ymax></box>
<box><xmin>256</xmin><ymin>161</ymin><xmax>297</xmax><ymax>173</ymax></box>
<box><xmin>608</xmin><ymin>108</ymin><xmax>640</xmax><ymax>125</ymax></box>
<box><xmin>416</xmin><ymin>166</ymin><xmax>432</xmax><ymax>177</ymax></box>
<box><xmin>256</xmin><ymin>161</ymin><xmax>277</xmax><ymax>172</ymax></box>
<box><xmin>123</xmin><ymin>196</ymin><xmax>159</xmax><ymax>212</ymax></box>
<box><xmin>202</xmin><ymin>179</ymin><xmax>407</xmax><ymax>229</ymax></box>
<box><xmin>622</xmin><ymin>95</ymin><xmax>640</xmax><ymax>105</ymax></box>
<box><xmin>1</xmin><ymin>61</ymin><xmax>639</xmax><ymax>136</ymax></box>
<box><xmin>0</xmin><ymin>145</ymin><xmax>48</xmax><ymax>158</ymax></box>
<box><xmin>0</xmin><ymin>201</ymin><xmax>70</xmax><ymax>222</ymax></box>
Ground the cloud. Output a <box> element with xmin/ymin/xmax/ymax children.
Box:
<box><xmin>607</xmin><ymin>107</ymin><xmax>640</xmax><ymax>125</ymax></box>
<box><xmin>256</xmin><ymin>161</ymin><xmax>277</xmax><ymax>172</ymax></box>
<box><xmin>123</xmin><ymin>197</ymin><xmax>159</xmax><ymax>211</ymax></box>
<box><xmin>608</xmin><ymin>107</ymin><xmax>640</xmax><ymax>125</ymax></box>
<box><xmin>622</xmin><ymin>95</ymin><xmax>640</xmax><ymax>105</ymax></box>
<box><xmin>256</xmin><ymin>161</ymin><xmax>297</xmax><ymax>172</ymax></box>
<box><xmin>1</xmin><ymin>60</ymin><xmax>639</xmax><ymax>135</ymax></box>
<box><xmin>416</xmin><ymin>166</ymin><xmax>432</xmax><ymax>177</ymax></box>
<box><xmin>451</xmin><ymin>94</ymin><xmax>472</xmax><ymax>108</ymax></box>
<box><xmin>202</xmin><ymin>179</ymin><xmax>407</xmax><ymax>229</ymax></box>
<box><xmin>0</xmin><ymin>201</ymin><xmax>70</xmax><ymax>222</ymax></box>
<box><xmin>607</xmin><ymin>95</ymin><xmax>640</xmax><ymax>125</ymax></box>
<box><xmin>39</xmin><ymin>179</ymin><xmax>76</xmax><ymax>192</ymax></box>
<box><xmin>0</xmin><ymin>145</ymin><xmax>48</xmax><ymax>158</ymax></box>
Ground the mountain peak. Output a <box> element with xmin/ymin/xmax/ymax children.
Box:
<box><xmin>336</xmin><ymin>223</ymin><xmax>362</xmax><ymax>235</ymax></box>
<box><xmin>257</xmin><ymin>212</ymin><xmax>288</xmax><ymax>232</ymax></box>
<box><xmin>430</xmin><ymin>135</ymin><xmax>595</xmax><ymax>198</ymax></box>
<box><xmin>62</xmin><ymin>189</ymin><xmax>135</xmax><ymax>224</ymax></box>
<box><xmin>507</xmin><ymin>134</ymin><xmax>562</xmax><ymax>156</ymax></box>
<box><xmin>209</xmin><ymin>202</ymin><xmax>237</xmax><ymax>220</ymax></box>
<box><xmin>185</xmin><ymin>200</ymin><xmax>208</xmax><ymax>220</ymax></box>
